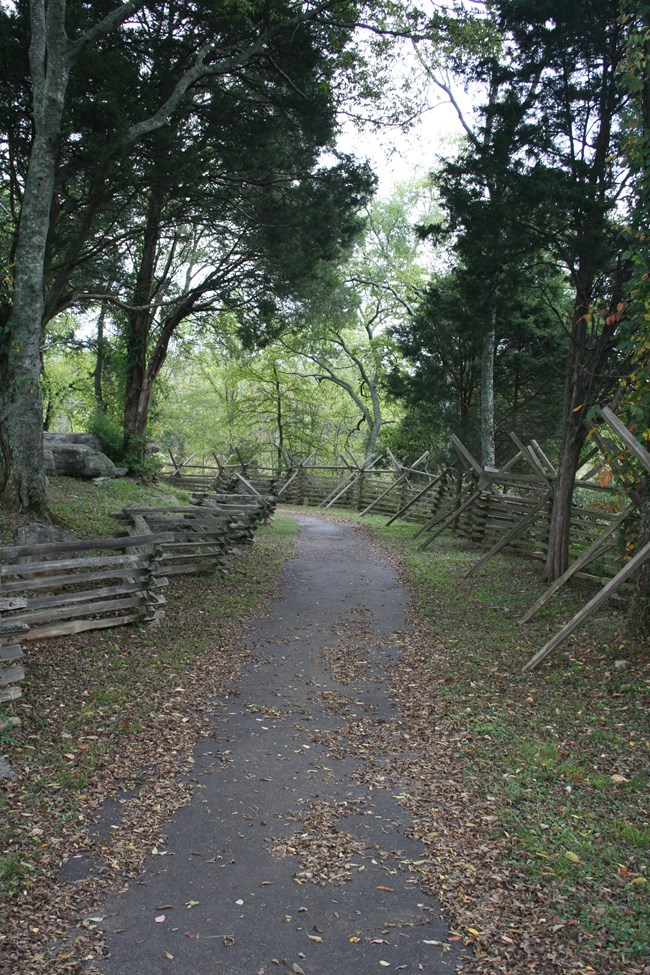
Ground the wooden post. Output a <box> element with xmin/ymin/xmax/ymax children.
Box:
<box><xmin>522</xmin><ymin>539</ymin><xmax>650</xmax><ymax>672</ymax></box>
<box><xmin>235</xmin><ymin>472</ymin><xmax>261</xmax><ymax>496</ymax></box>
<box><xmin>322</xmin><ymin>455</ymin><xmax>383</xmax><ymax>510</ymax></box>
<box><xmin>385</xmin><ymin>469</ymin><xmax>448</xmax><ymax>527</ymax></box>
<box><xmin>509</xmin><ymin>433</ymin><xmax>555</xmax><ymax>489</ymax></box>
<box><xmin>418</xmin><ymin>487</ymin><xmax>484</xmax><ymax>550</ymax></box>
<box><xmin>601</xmin><ymin>406</ymin><xmax>650</xmax><ymax>474</ymax></box>
<box><xmin>518</xmin><ymin>505</ymin><xmax>634</xmax><ymax>623</ymax></box>
<box><xmin>167</xmin><ymin>450</ymin><xmax>195</xmax><ymax>478</ymax></box>
<box><xmin>276</xmin><ymin>452</ymin><xmax>317</xmax><ymax>499</ymax></box>
<box><xmin>360</xmin><ymin>450</ymin><xmax>429</xmax><ymax>517</ymax></box>
<box><xmin>464</xmin><ymin>492</ymin><xmax>552</xmax><ymax>576</ymax></box>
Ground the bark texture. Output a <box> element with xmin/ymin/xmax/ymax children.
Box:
<box><xmin>0</xmin><ymin>2</ymin><xmax>71</xmax><ymax>512</ymax></box>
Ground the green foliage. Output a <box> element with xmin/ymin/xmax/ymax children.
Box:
<box><xmin>619</xmin><ymin>0</ymin><xmax>650</xmax><ymax>446</ymax></box>
<box><xmin>87</xmin><ymin>409</ymin><xmax>125</xmax><ymax>463</ymax></box>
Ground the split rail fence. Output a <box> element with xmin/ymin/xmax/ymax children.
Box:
<box><xmin>162</xmin><ymin>444</ymin><xmax>627</xmax><ymax>583</ymax></box>
<box><xmin>165</xmin><ymin>411</ymin><xmax>648</xmax><ymax>670</ymax></box>
<box><xmin>0</xmin><ymin>490</ymin><xmax>276</xmax><ymax>723</ymax></box>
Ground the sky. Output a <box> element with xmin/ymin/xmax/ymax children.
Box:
<box><xmin>334</xmin><ymin>35</ymin><xmax>474</xmax><ymax>198</ymax></box>
<box><xmin>336</xmin><ymin>103</ymin><xmax>466</xmax><ymax>196</ymax></box>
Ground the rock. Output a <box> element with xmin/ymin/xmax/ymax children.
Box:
<box><xmin>0</xmin><ymin>757</ymin><xmax>17</xmax><ymax>781</ymax></box>
<box><xmin>43</xmin><ymin>431</ymin><xmax>119</xmax><ymax>478</ymax></box>
<box><xmin>12</xmin><ymin>522</ymin><xmax>78</xmax><ymax>547</ymax></box>
<box><xmin>48</xmin><ymin>443</ymin><xmax>117</xmax><ymax>479</ymax></box>
<box><xmin>610</xmin><ymin>773</ymin><xmax>630</xmax><ymax>785</ymax></box>
<box><xmin>44</xmin><ymin>431</ymin><xmax>104</xmax><ymax>452</ymax></box>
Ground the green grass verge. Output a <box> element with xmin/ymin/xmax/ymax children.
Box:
<box><xmin>357</xmin><ymin>513</ymin><xmax>649</xmax><ymax>963</ymax></box>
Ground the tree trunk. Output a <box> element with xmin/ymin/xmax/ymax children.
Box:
<box><xmin>543</xmin><ymin>423</ymin><xmax>585</xmax><ymax>580</ymax></box>
<box><xmin>93</xmin><ymin>302</ymin><xmax>109</xmax><ymax>412</ymax></box>
<box><xmin>480</xmin><ymin>309</ymin><xmax>496</xmax><ymax>468</ymax></box>
<box><xmin>273</xmin><ymin>367</ymin><xmax>284</xmax><ymax>472</ymax></box>
<box><xmin>544</xmin><ymin>298</ymin><xmax>590</xmax><ymax>581</ymax></box>
<box><xmin>0</xmin><ymin>5</ymin><xmax>71</xmax><ymax>513</ymax></box>
<box><xmin>122</xmin><ymin>193</ymin><xmax>163</xmax><ymax>457</ymax></box>
<box><xmin>363</xmin><ymin>379</ymin><xmax>382</xmax><ymax>463</ymax></box>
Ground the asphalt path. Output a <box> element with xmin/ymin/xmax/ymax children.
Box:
<box><xmin>93</xmin><ymin>515</ymin><xmax>463</xmax><ymax>975</ymax></box>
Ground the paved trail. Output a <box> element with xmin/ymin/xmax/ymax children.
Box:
<box><xmin>95</xmin><ymin>515</ymin><xmax>462</xmax><ymax>975</ymax></box>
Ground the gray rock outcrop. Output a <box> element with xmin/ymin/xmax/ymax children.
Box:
<box><xmin>44</xmin><ymin>431</ymin><xmax>105</xmax><ymax>452</ymax></box>
<box><xmin>44</xmin><ymin>434</ymin><xmax>118</xmax><ymax>479</ymax></box>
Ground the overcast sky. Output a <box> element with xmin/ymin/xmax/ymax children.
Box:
<box><xmin>337</xmin><ymin>102</ymin><xmax>466</xmax><ymax>196</ymax></box>
<box><xmin>334</xmin><ymin>31</ymin><xmax>474</xmax><ymax>198</ymax></box>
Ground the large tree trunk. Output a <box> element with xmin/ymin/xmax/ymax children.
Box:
<box><xmin>0</xmin><ymin>2</ymin><xmax>71</xmax><ymax>513</ymax></box>
<box><xmin>93</xmin><ymin>301</ymin><xmax>109</xmax><ymax>412</ymax></box>
<box><xmin>123</xmin><ymin>298</ymin><xmax>190</xmax><ymax>463</ymax></box>
<box><xmin>122</xmin><ymin>193</ymin><xmax>163</xmax><ymax>457</ymax></box>
<box><xmin>364</xmin><ymin>380</ymin><xmax>383</xmax><ymax>463</ymax></box>
<box><xmin>544</xmin><ymin>295</ymin><xmax>590</xmax><ymax>581</ymax></box>
<box><xmin>480</xmin><ymin>308</ymin><xmax>496</xmax><ymax>468</ymax></box>
<box><xmin>273</xmin><ymin>367</ymin><xmax>285</xmax><ymax>472</ymax></box>
<box><xmin>543</xmin><ymin>421</ymin><xmax>585</xmax><ymax>580</ymax></box>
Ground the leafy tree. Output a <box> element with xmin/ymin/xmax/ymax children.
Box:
<box><xmin>41</xmin><ymin>316</ymin><xmax>95</xmax><ymax>432</ymax></box>
<box><xmin>416</xmin><ymin>0</ymin><xmax>630</xmax><ymax>578</ymax></box>
<box><xmin>420</xmin><ymin>18</ymin><xmax>544</xmax><ymax>466</ymax></box>
<box><xmin>494</xmin><ymin>0</ymin><xmax>629</xmax><ymax>580</ymax></box>
<box><xmin>617</xmin><ymin>0</ymin><xmax>650</xmax><ymax>637</ymax></box>
<box><xmin>278</xmin><ymin>184</ymin><xmax>433</xmax><ymax>460</ymax></box>
<box><xmin>390</xmin><ymin>271</ymin><xmax>482</xmax><ymax>458</ymax></box>
<box><xmin>153</xmin><ymin>326</ymin><xmax>367</xmax><ymax>465</ymax></box>
<box><xmin>0</xmin><ymin>0</ymin><xmax>383</xmax><ymax>512</ymax></box>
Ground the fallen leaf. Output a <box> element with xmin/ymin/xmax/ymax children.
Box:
<box><xmin>162</xmin><ymin>950</ymin><xmax>174</xmax><ymax>960</ymax></box>
<box><xmin>155</xmin><ymin>915</ymin><xmax>166</xmax><ymax>923</ymax></box>
<box><xmin>564</xmin><ymin>851</ymin><xmax>580</xmax><ymax>863</ymax></box>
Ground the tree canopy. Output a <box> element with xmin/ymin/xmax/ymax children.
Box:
<box><xmin>0</xmin><ymin>0</ymin><xmax>647</xmax><ymax>583</ymax></box>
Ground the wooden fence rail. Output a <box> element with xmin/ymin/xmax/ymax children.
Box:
<box><xmin>164</xmin><ymin>452</ymin><xmax>630</xmax><ymax>584</ymax></box>
<box><xmin>0</xmin><ymin>533</ymin><xmax>172</xmax><ymax>641</ymax></box>
<box><xmin>0</xmin><ymin>534</ymin><xmax>172</xmax><ymax>725</ymax></box>
<box><xmin>0</xmin><ymin>489</ymin><xmax>277</xmax><ymax>742</ymax></box>
<box><xmin>0</xmin><ymin>611</ymin><xmax>29</xmax><ymax>709</ymax></box>
<box><xmin>112</xmin><ymin>492</ymin><xmax>277</xmax><ymax>576</ymax></box>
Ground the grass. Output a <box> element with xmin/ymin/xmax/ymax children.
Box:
<box><xmin>0</xmin><ymin>475</ymin><xmax>194</xmax><ymax>546</ymax></box>
<box><xmin>354</xmin><ymin>512</ymin><xmax>649</xmax><ymax>968</ymax></box>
